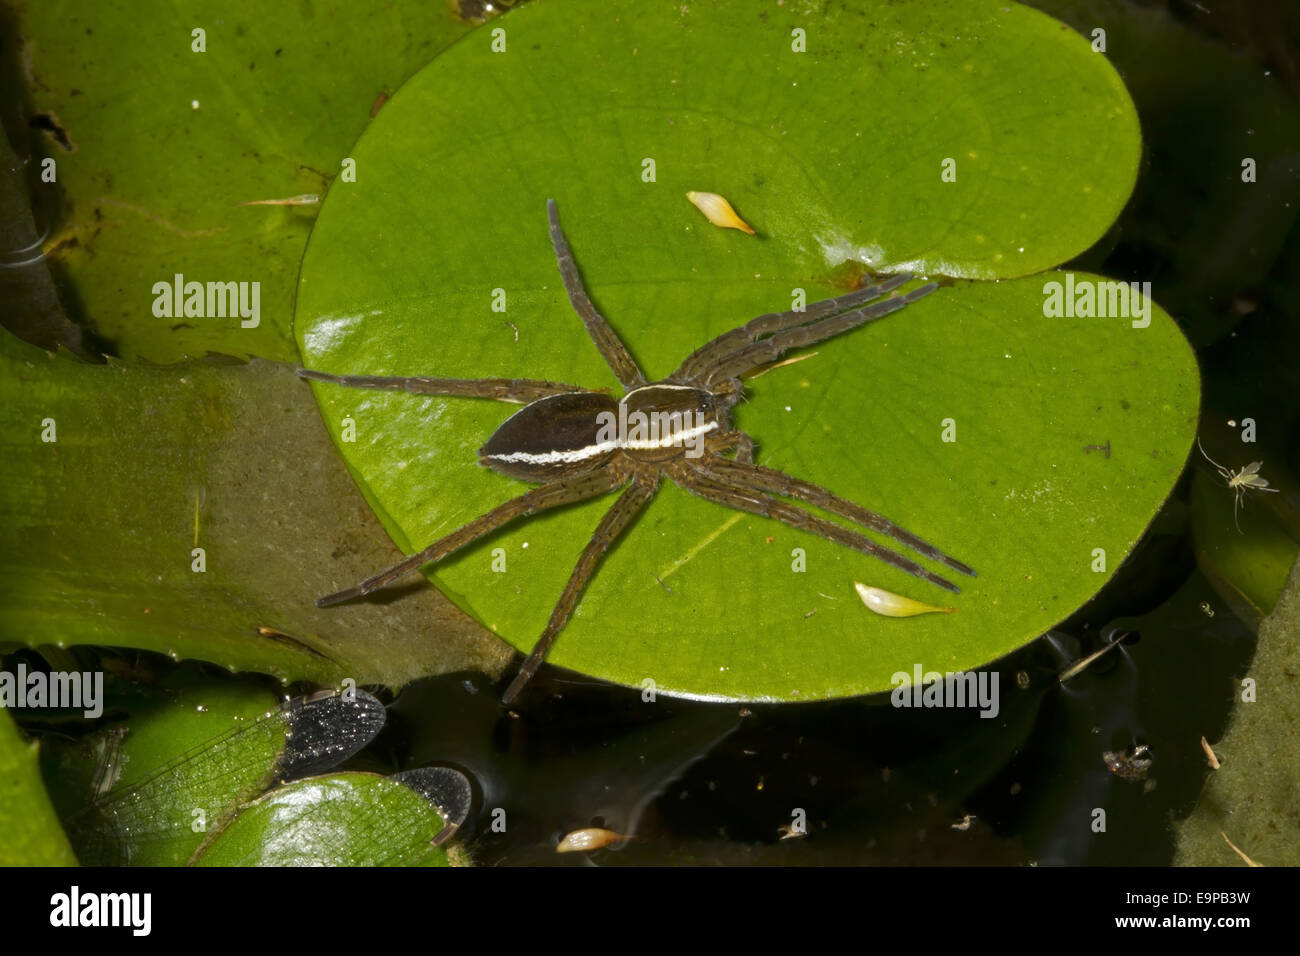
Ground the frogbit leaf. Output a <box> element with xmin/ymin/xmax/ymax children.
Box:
<box><xmin>192</xmin><ymin>771</ymin><xmax>456</xmax><ymax>867</ymax></box>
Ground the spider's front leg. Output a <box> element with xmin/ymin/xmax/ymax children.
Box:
<box><xmin>702</xmin><ymin>282</ymin><xmax>937</xmax><ymax>386</ymax></box>
<box><xmin>296</xmin><ymin>368</ymin><xmax>599</xmax><ymax>405</ymax></box>
<box><xmin>547</xmin><ymin>199</ymin><xmax>647</xmax><ymax>390</ymax></box>
<box><xmin>671</xmin><ymin>274</ymin><xmax>915</xmax><ymax>383</ymax></box>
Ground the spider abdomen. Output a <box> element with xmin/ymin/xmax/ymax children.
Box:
<box><xmin>478</xmin><ymin>391</ymin><xmax>621</xmax><ymax>481</ymax></box>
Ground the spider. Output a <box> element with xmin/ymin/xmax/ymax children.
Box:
<box><xmin>299</xmin><ymin>199</ymin><xmax>975</xmax><ymax>704</ymax></box>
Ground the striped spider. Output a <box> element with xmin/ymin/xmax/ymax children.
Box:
<box><xmin>300</xmin><ymin>200</ymin><xmax>974</xmax><ymax>703</ymax></box>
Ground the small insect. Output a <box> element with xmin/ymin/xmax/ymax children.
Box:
<box><xmin>300</xmin><ymin>199</ymin><xmax>974</xmax><ymax>704</ymax></box>
<box><xmin>1196</xmin><ymin>436</ymin><xmax>1280</xmax><ymax>532</ymax></box>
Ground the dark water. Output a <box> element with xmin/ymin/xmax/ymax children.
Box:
<box><xmin>9</xmin><ymin>0</ymin><xmax>1297</xmax><ymax>865</ymax></box>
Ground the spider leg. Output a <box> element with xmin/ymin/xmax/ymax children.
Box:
<box><xmin>705</xmin><ymin>429</ymin><xmax>757</xmax><ymax>465</ymax></box>
<box><xmin>296</xmin><ymin>368</ymin><xmax>598</xmax><ymax>404</ymax></box>
<box><xmin>672</xmin><ymin>463</ymin><xmax>961</xmax><ymax>593</ymax></box>
<box><xmin>696</xmin><ymin>454</ymin><xmax>975</xmax><ymax>577</ymax></box>
<box><xmin>547</xmin><ymin>199</ymin><xmax>647</xmax><ymax>390</ymax></box>
<box><xmin>502</xmin><ymin>473</ymin><xmax>660</xmax><ymax>705</ymax></box>
<box><xmin>734</xmin><ymin>432</ymin><xmax>755</xmax><ymax>465</ymax></box>
<box><xmin>315</xmin><ymin>468</ymin><xmax>627</xmax><ymax>606</ymax></box>
<box><xmin>671</xmin><ymin>274</ymin><xmax>913</xmax><ymax>383</ymax></box>
<box><xmin>702</xmin><ymin>283</ymin><xmax>938</xmax><ymax>385</ymax></box>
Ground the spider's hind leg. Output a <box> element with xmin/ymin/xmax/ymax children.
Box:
<box><xmin>502</xmin><ymin>472</ymin><xmax>660</xmax><ymax>705</ymax></box>
<box><xmin>697</xmin><ymin>454</ymin><xmax>974</xmax><ymax>577</ymax></box>
<box><xmin>673</xmin><ymin>462</ymin><xmax>962</xmax><ymax>592</ymax></box>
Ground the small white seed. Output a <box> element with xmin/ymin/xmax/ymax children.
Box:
<box><xmin>686</xmin><ymin>191</ymin><xmax>756</xmax><ymax>235</ymax></box>
<box><xmin>854</xmin><ymin>583</ymin><xmax>955</xmax><ymax>617</ymax></box>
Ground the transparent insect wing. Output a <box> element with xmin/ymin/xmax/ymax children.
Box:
<box><xmin>1240</xmin><ymin>461</ymin><xmax>1263</xmax><ymax>477</ymax></box>
<box><xmin>65</xmin><ymin>690</ymin><xmax>386</xmax><ymax>865</ymax></box>
<box><xmin>66</xmin><ymin>710</ymin><xmax>291</xmax><ymax>865</ymax></box>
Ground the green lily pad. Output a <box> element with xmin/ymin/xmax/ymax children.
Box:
<box><xmin>19</xmin><ymin>0</ymin><xmax>478</xmax><ymax>362</ymax></box>
<box><xmin>294</xmin><ymin>0</ymin><xmax>1185</xmax><ymax>700</ymax></box>
<box><xmin>193</xmin><ymin>772</ymin><xmax>451</xmax><ymax>866</ymax></box>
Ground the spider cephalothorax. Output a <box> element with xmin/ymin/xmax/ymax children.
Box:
<box><xmin>300</xmin><ymin>199</ymin><xmax>973</xmax><ymax>704</ymax></box>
